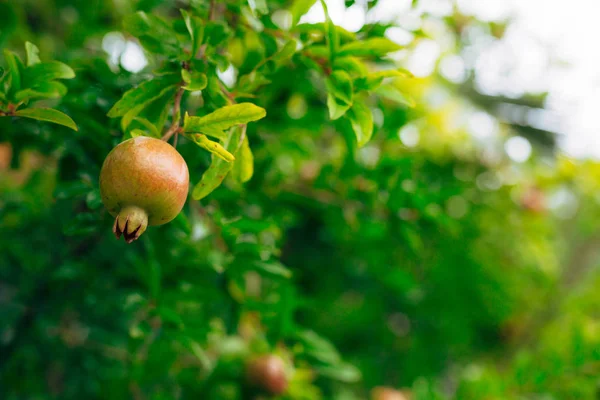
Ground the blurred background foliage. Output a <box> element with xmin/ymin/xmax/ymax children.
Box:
<box><xmin>2</xmin><ymin>0</ymin><xmax>600</xmax><ymax>399</ymax></box>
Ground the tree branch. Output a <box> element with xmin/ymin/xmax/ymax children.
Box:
<box><xmin>209</xmin><ymin>0</ymin><xmax>216</xmax><ymax>21</ymax></box>
<box><xmin>161</xmin><ymin>87</ymin><xmax>185</xmax><ymax>143</ymax></box>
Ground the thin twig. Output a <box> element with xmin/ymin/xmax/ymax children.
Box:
<box><xmin>161</xmin><ymin>87</ymin><xmax>185</xmax><ymax>142</ymax></box>
<box><xmin>209</xmin><ymin>0</ymin><xmax>216</xmax><ymax>21</ymax></box>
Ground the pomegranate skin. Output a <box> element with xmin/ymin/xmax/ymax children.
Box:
<box><xmin>99</xmin><ymin>137</ymin><xmax>189</xmax><ymax>242</ymax></box>
<box><xmin>246</xmin><ymin>355</ymin><xmax>288</xmax><ymax>395</ymax></box>
<box><xmin>371</xmin><ymin>387</ymin><xmax>411</xmax><ymax>400</ymax></box>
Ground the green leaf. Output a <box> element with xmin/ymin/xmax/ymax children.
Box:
<box><xmin>23</xmin><ymin>61</ymin><xmax>75</xmax><ymax>85</ymax></box>
<box><xmin>231</xmin><ymin>136</ymin><xmax>253</xmax><ymax>183</ymax></box>
<box><xmin>156</xmin><ymin>306</ymin><xmax>184</xmax><ymax>328</ymax></box>
<box><xmin>248</xmin><ymin>0</ymin><xmax>269</xmax><ymax>15</ymax></box>
<box><xmin>15</xmin><ymin>81</ymin><xmax>67</xmax><ymax>102</ymax></box>
<box><xmin>303</xmin><ymin>45</ymin><xmax>328</xmax><ymax>60</ymax></box>
<box><xmin>327</xmin><ymin>94</ymin><xmax>350</xmax><ymax>120</ymax></box>
<box><xmin>296</xmin><ymin>330</ymin><xmax>341</xmax><ymax>365</ymax></box>
<box><xmin>338</xmin><ymin>38</ymin><xmax>402</xmax><ymax>57</ymax></box>
<box><xmin>15</xmin><ymin>108</ymin><xmax>78</xmax><ymax>131</ymax></box>
<box><xmin>124</xmin><ymin>11</ymin><xmax>181</xmax><ymax>56</ymax></box>
<box><xmin>183</xmin><ymin>103</ymin><xmax>266</xmax><ymax>138</ymax></box>
<box><xmin>326</xmin><ymin>70</ymin><xmax>353</xmax><ymax>105</ymax></box>
<box><xmin>205</xmin><ymin>75</ymin><xmax>230</xmax><ymax>108</ymax></box>
<box><xmin>333</xmin><ymin>57</ymin><xmax>368</xmax><ymax>77</ymax></box>
<box><xmin>316</xmin><ymin>363</ymin><xmax>361</xmax><ymax>383</ymax></box>
<box><xmin>372</xmin><ymin>68</ymin><xmax>414</xmax><ymax>79</ymax></box>
<box><xmin>108</xmin><ymin>74</ymin><xmax>180</xmax><ymax>118</ymax></box>
<box><xmin>191</xmin><ymin>133</ymin><xmax>235</xmax><ymax>162</ymax></box>
<box><xmin>347</xmin><ymin>99</ymin><xmax>373</xmax><ymax>147</ymax></box>
<box><xmin>181</xmin><ymin>69</ymin><xmax>207</xmax><ymax>91</ymax></box>
<box><xmin>271</xmin><ymin>40</ymin><xmax>298</xmax><ymax>67</ymax></box>
<box><xmin>130</xmin><ymin>129</ymin><xmax>147</xmax><ymax>138</ymax></box>
<box><xmin>253</xmin><ymin>260</ymin><xmax>292</xmax><ymax>279</ymax></box>
<box><xmin>4</xmin><ymin>50</ymin><xmax>23</xmax><ymax>97</ymax></box>
<box><xmin>355</xmin><ymin>69</ymin><xmax>413</xmax><ymax>92</ymax></box>
<box><xmin>131</xmin><ymin>117</ymin><xmax>161</xmax><ymax>138</ymax></box>
<box><xmin>203</xmin><ymin>21</ymin><xmax>231</xmax><ymax>48</ymax></box>
<box><xmin>121</xmin><ymin>86</ymin><xmax>178</xmax><ymax>132</ymax></box>
<box><xmin>241</xmin><ymin>6</ymin><xmax>264</xmax><ymax>32</ymax></box>
<box><xmin>24</xmin><ymin>42</ymin><xmax>40</xmax><ymax>66</ymax></box>
<box><xmin>237</xmin><ymin>71</ymin><xmax>271</xmax><ymax>93</ymax></box>
<box><xmin>192</xmin><ymin>125</ymin><xmax>245</xmax><ymax>200</ymax></box>
<box><xmin>296</xmin><ymin>23</ymin><xmax>356</xmax><ymax>42</ymax></box>
<box><xmin>320</xmin><ymin>0</ymin><xmax>338</xmax><ymax>61</ymax></box>
<box><xmin>180</xmin><ymin>9</ymin><xmax>204</xmax><ymax>59</ymax></box>
<box><xmin>376</xmin><ymin>84</ymin><xmax>416</xmax><ymax>108</ymax></box>
<box><xmin>354</xmin><ymin>75</ymin><xmax>383</xmax><ymax>92</ymax></box>
<box><xmin>290</xmin><ymin>0</ymin><xmax>317</xmax><ymax>27</ymax></box>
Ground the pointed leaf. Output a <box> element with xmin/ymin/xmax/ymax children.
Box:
<box><xmin>290</xmin><ymin>0</ymin><xmax>318</xmax><ymax>27</ymax></box>
<box><xmin>338</xmin><ymin>38</ymin><xmax>402</xmax><ymax>57</ymax></box>
<box><xmin>183</xmin><ymin>103</ymin><xmax>266</xmax><ymax>137</ymax></box>
<box><xmin>130</xmin><ymin>129</ymin><xmax>147</xmax><ymax>138</ymax></box>
<box><xmin>316</xmin><ymin>363</ymin><xmax>361</xmax><ymax>383</ymax></box>
<box><xmin>108</xmin><ymin>74</ymin><xmax>180</xmax><ymax>118</ymax></box>
<box><xmin>333</xmin><ymin>57</ymin><xmax>368</xmax><ymax>77</ymax></box>
<box><xmin>181</xmin><ymin>69</ymin><xmax>207</xmax><ymax>91</ymax></box>
<box><xmin>192</xmin><ymin>125</ymin><xmax>246</xmax><ymax>200</ymax></box>
<box><xmin>15</xmin><ymin>81</ymin><xmax>67</xmax><ymax>102</ymax></box>
<box><xmin>191</xmin><ymin>133</ymin><xmax>235</xmax><ymax>162</ymax></box>
<box><xmin>132</xmin><ymin>117</ymin><xmax>161</xmax><ymax>138</ymax></box>
<box><xmin>4</xmin><ymin>50</ymin><xmax>23</xmax><ymax>97</ymax></box>
<box><xmin>24</xmin><ymin>42</ymin><xmax>40</xmax><ymax>66</ymax></box>
<box><xmin>121</xmin><ymin>86</ymin><xmax>178</xmax><ymax>132</ymax></box>
<box><xmin>376</xmin><ymin>84</ymin><xmax>416</xmax><ymax>108</ymax></box>
<box><xmin>237</xmin><ymin>71</ymin><xmax>271</xmax><ymax>93</ymax></box>
<box><xmin>356</xmin><ymin>69</ymin><xmax>414</xmax><ymax>92</ymax></box>
<box><xmin>354</xmin><ymin>75</ymin><xmax>383</xmax><ymax>92</ymax></box>
<box><xmin>253</xmin><ymin>261</ymin><xmax>292</xmax><ymax>279</ymax></box>
<box><xmin>15</xmin><ymin>108</ymin><xmax>78</xmax><ymax>131</ymax></box>
<box><xmin>327</xmin><ymin>94</ymin><xmax>350</xmax><ymax>120</ymax></box>
<box><xmin>373</xmin><ymin>68</ymin><xmax>413</xmax><ymax>79</ymax></box>
<box><xmin>326</xmin><ymin>70</ymin><xmax>353</xmax><ymax>105</ymax></box>
<box><xmin>203</xmin><ymin>21</ymin><xmax>231</xmax><ymax>47</ymax></box>
<box><xmin>248</xmin><ymin>0</ymin><xmax>269</xmax><ymax>15</ymax></box>
<box><xmin>241</xmin><ymin>6</ymin><xmax>265</xmax><ymax>31</ymax></box>
<box><xmin>23</xmin><ymin>61</ymin><xmax>75</xmax><ymax>85</ymax></box>
<box><xmin>124</xmin><ymin>11</ymin><xmax>181</xmax><ymax>55</ymax></box>
<box><xmin>347</xmin><ymin>99</ymin><xmax>373</xmax><ymax>147</ymax></box>
<box><xmin>271</xmin><ymin>40</ymin><xmax>298</xmax><ymax>67</ymax></box>
<box><xmin>231</xmin><ymin>136</ymin><xmax>253</xmax><ymax>183</ymax></box>
<box><xmin>180</xmin><ymin>9</ymin><xmax>204</xmax><ymax>59</ymax></box>
<box><xmin>320</xmin><ymin>0</ymin><xmax>338</xmax><ymax>61</ymax></box>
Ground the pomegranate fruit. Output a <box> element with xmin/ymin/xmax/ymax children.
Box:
<box><xmin>371</xmin><ymin>387</ymin><xmax>411</xmax><ymax>400</ymax></box>
<box><xmin>246</xmin><ymin>354</ymin><xmax>288</xmax><ymax>395</ymax></box>
<box><xmin>99</xmin><ymin>137</ymin><xmax>189</xmax><ymax>243</ymax></box>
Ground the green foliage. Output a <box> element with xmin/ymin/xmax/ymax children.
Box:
<box><xmin>184</xmin><ymin>103</ymin><xmax>267</xmax><ymax>139</ymax></box>
<box><xmin>14</xmin><ymin>107</ymin><xmax>77</xmax><ymax>131</ymax></box>
<box><xmin>1</xmin><ymin>1</ymin><xmax>596</xmax><ymax>400</ymax></box>
<box><xmin>1</xmin><ymin>42</ymin><xmax>77</xmax><ymax>130</ymax></box>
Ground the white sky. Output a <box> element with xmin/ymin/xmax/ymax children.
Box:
<box><xmin>300</xmin><ymin>0</ymin><xmax>600</xmax><ymax>159</ymax></box>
